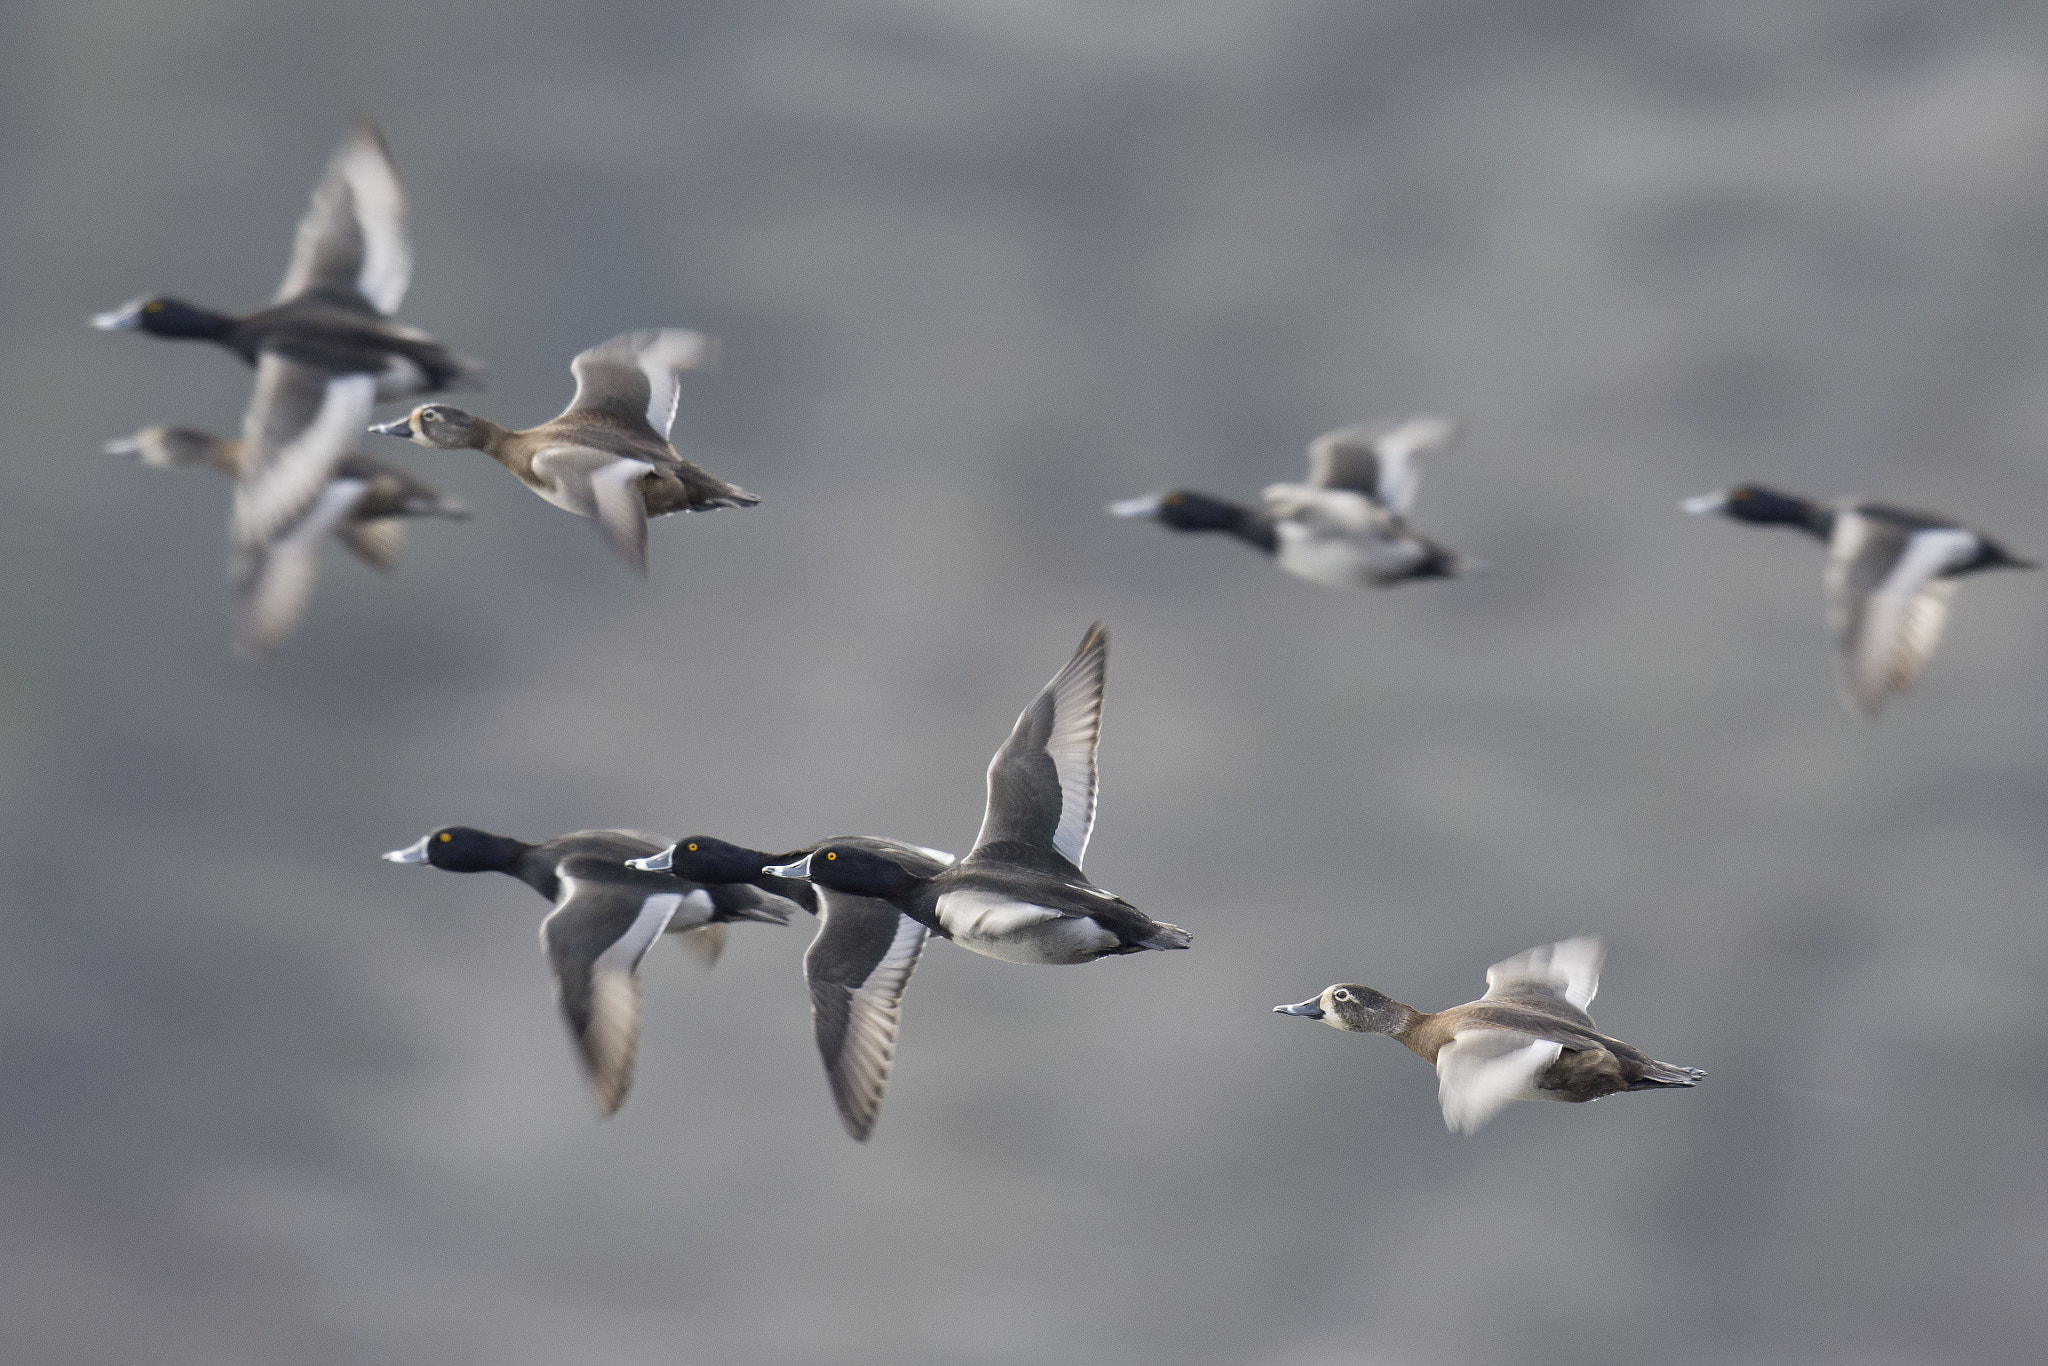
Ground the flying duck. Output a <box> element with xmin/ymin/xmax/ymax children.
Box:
<box><xmin>1109</xmin><ymin>417</ymin><xmax>1484</xmax><ymax>587</ymax></box>
<box><xmin>91</xmin><ymin>118</ymin><xmax>484</xmax><ymax>400</ymax></box>
<box><xmin>627</xmin><ymin>835</ymin><xmax>956</xmax><ymax>1141</ymax></box>
<box><xmin>370</xmin><ymin>328</ymin><xmax>757</xmax><ymax>574</ymax></box>
<box><xmin>1275</xmin><ymin>937</ymin><xmax>1702</xmax><ymax>1134</ymax></box>
<box><xmin>93</xmin><ymin>119</ymin><xmax>482</xmax><ymax>657</ymax></box>
<box><xmin>1683</xmin><ymin>484</ymin><xmax>2034</xmax><ymax>716</ymax></box>
<box><xmin>381</xmin><ymin>825</ymin><xmax>793</xmax><ymax>1115</ymax></box>
<box><xmin>109</xmin><ymin>424</ymin><xmax>468</xmax><ymax>649</ymax></box>
<box><xmin>762</xmin><ymin>622</ymin><xmax>1191</xmax><ymax>972</ymax></box>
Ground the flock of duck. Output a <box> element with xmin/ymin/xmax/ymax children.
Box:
<box><xmin>97</xmin><ymin>118</ymin><xmax>2034</xmax><ymax>1142</ymax></box>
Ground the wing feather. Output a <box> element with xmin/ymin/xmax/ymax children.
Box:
<box><xmin>805</xmin><ymin>890</ymin><xmax>929</xmax><ymax>1141</ymax></box>
<box><xmin>274</xmin><ymin>117</ymin><xmax>411</xmax><ymax>315</ymax></box>
<box><xmin>541</xmin><ymin>881</ymin><xmax>679</xmax><ymax>1116</ymax></box>
<box><xmin>1436</xmin><ymin>1028</ymin><xmax>1562</xmax><ymax>1134</ymax></box>
<box><xmin>972</xmin><ymin>622</ymin><xmax>1109</xmax><ymax>867</ymax></box>
<box><xmin>565</xmin><ymin>328</ymin><xmax>717</xmax><ymax>438</ymax></box>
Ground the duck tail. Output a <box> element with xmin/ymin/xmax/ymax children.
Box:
<box><xmin>1627</xmin><ymin>1059</ymin><xmax>1705</xmax><ymax>1091</ymax></box>
<box><xmin>1135</xmin><ymin>921</ymin><xmax>1192</xmax><ymax>952</ymax></box>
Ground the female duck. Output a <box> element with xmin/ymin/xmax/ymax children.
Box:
<box><xmin>1109</xmin><ymin>417</ymin><xmax>1483</xmax><ymax>588</ymax></box>
<box><xmin>371</xmin><ymin>328</ymin><xmax>757</xmax><ymax>574</ymax></box>
<box><xmin>1275</xmin><ymin>937</ymin><xmax>1702</xmax><ymax>1134</ymax></box>
<box><xmin>91</xmin><ymin>118</ymin><xmax>483</xmax><ymax>401</ymax></box>
<box><xmin>764</xmin><ymin>622</ymin><xmax>1191</xmax><ymax>967</ymax></box>
<box><xmin>382</xmin><ymin>825</ymin><xmax>792</xmax><ymax>1115</ymax></box>
<box><xmin>628</xmin><ymin>835</ymin><xmax>955</xmax><ymax>1142</ymax></box>
<box><xmin>1684</xmin><ymin>484</ymin><xmax>2034</xmax><ymax>716</ymax></box>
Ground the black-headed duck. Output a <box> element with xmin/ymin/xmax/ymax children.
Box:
<box><xmin>628</xmin><ymin>835</ymin><xmax>956</xmax><ymax>1142</ymax></box>
<box><xmin>1110</xmin><ymin>417</ymin><xmax>1484</xmax><ymax>588</ymax></box>
<box><xmin>764</xmin><ymin>623</ymin><xmax>1191</xmax><ymax>968</ymax></box>
<box><xmin>382</xmin><ymin>825</ymin><xmax>792</xmax><ymax>1116</ymax></box>
<box><xmin>1275</xmin><ymin>937</ymin><xmax>1702</xmax><ymax>1133</ymax></box>
<box><xmin>370</xmin><ymin>328</ymin><xmax>756</xmax><ymax>575</ymax></box>
<box><xmin>1684</xmin><ymin>484</ymin><xmax>2034</xmax><ymax>717</ymax></box>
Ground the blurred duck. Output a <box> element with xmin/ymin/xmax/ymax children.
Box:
<box><xmin>1109</xmin><ymin>417</ymin><xmax>1483</xmax><ymax>587</ymax></box>
<box><xmin>92</xmin><ymin>119</ymin><xmax>483</xmax><ymax>657</ymax></box>
<box><xmin>763</xmin><ymin>623</ymin><xmax>1191</xmax><ymax>970</ymax></box>
<box><xmin>1683</xmin><ymin>484</ymin><xmax>2034</xmax><ymax>717</ymax></box>
<box><xmin>628</xmin><ymin>835</ymin><xmax>956</xmax><ymax>1142</ymax></box>
<box><xmin>382</xmin><ymin>826</ymin><xmax>793</xmax><ymax>1116</ymax></box>
<box><xmin>371</xmin><ymin>328</ymin><xmax>756</xmax><ymax>575</ymax></box>
<box><xmin>108</xmin><ymin>424</ymin><xmax>468</xmax><ymax>646</ymax></box>
<box><xmin>1275</xmin><ymin>937</ymin><xmax>1702</xmax><ymax>1134</ymax></box>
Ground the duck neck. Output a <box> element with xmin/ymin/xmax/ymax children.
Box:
<box><xmin>1380</xmin><ymin>1003</ymin><xmax>1433</xmax><ymax>1058</ymax></box>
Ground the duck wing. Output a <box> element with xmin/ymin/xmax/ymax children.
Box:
<box><xmin>273</xmin><ymin>117</ymin><xmax>411</xmax><ymax>316</ymax></box>
<box><xmin>804</xmin><ymin>888</ymin><xmax>930</xmax><ymax>1142</ymax></box>
<box><xmin>973</xmin><ymin>621</ymin><xmax>1110</xmax><ymax>868</ymax></box>
<box><xmin>1305</xmin><ymin>416</ymin><xmax>1457</xmax><ymax>516</ymax></box>
<box><xmin>538</xmin><ymin>866</ymin><xmax>684</xmax><ymax>1116</ymax></box>
<box><xmin>529</xmin><ymin>444</ymin><xmax>657</xmax><ymax>576</ymax></box>
<box><xmin>564</xmin><ymin>328</ymin><xmax>717</xmax><ymax>440</ymax></box>
<box><xmin>231</xmin><ymin>358</ymin><xmax>378</xmax><ymax>656</ymax></box>
<box><xmin>1436</xmin><ymin>1028</ymin><xmax>1565</xmax><ymax>1134</ymax></box>
<box><xmin>1826</xmin><ymin>512</ymin><xmax>1978</xmax><ymax>716</ymax></box>
<box><xmin>336</xmin><ymin>516</ymin><xmax>405</xmax><ymax>572</ymax></box>
<box><xmin>1480</xmin><ymin>936</ymin><xmax>1602</xmax><ymax>1024</ymax></box>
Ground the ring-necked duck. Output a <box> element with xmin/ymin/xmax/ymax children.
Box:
<box><xmin>109</xmin><ymin>424</ymin><xmax>468</xmax><ymax>653</ymax></box>
<box><xmin>1684</xmin><ymin>484</ymin><xmax>2034</xmax><ymax>716</ymax></box>
<box><xmin>628</xmin><ymin>835</ymin><xmax>956</xmax><ymax>1141</ymax></box>
<box><xmin>1110</xmin><ymin>417</ymin><xmax>1483</xmax><ymax>587</ymax></box>
<box><xmin>370</xmin><ymin>328</ymin><xmax>756</xmax><ymax>575</ymax></box>
<box><xmin>763</xmin><ymin>623</ymin><xmax>1191</xmax><ymax>969</ymax></box>
<box><xmin>382</xmin><ymin>825</ymin><xmax>791</xmax><ymax>1116</ymax></box>
<box><xmin>1275</xmin><ymin>937</ymin><xmax>1702</xmax><ymax>1133</ymax></box>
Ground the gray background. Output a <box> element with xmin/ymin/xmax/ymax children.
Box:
<box><xmin>4</xmin><ymin>2</ymin><xmax>2046</xmax><ymax>1363</ymax></box>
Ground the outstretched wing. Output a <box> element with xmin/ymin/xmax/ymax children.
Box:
<box><xmin>1481</xmin><ymin>936</ymin><xmax>1602</xmax><ymax>1021</ymax></box>
<box><xmin>529</xmin><ymin>445</ymin><xmax>655</xmax><ymax>576</ymax></box>
<box><xmin>1305</xmin><ymin>416</ymin><xmax>1457</xmax><ymax>516</ymax></box>
<box><xmin>232</xmin><ymin>477</ymin><xmax>368</xmax><ymax>658</ymax></box>
<box><xmin>973</xmin><ymin>622</ymin><xmax>1109</xmax><ymax>868</ymax></box>
<box><xmin>1827</xmin><ymin>514</ymin><xmax>1976</xmax><ymax>717</ymax></box>
<box><xmin>1436</xmin><ymin>1027</ymin><xmax>1563</xmax><ymax>1134</ymax></box>
<box><xmin>274</xmin><ymin>117</ymin><xmax>411</xmax><ymax>315</ymax></box>
<box><xmin>540</xmin><ymin>875</ymin><xmax>681</xmax><ymax>1117</ymax></box>
<box><xmin>804</xmin><ymin>889</ymin><xmax>930</xmax><ymax>1142</ymax></box>
<box><xmin>564</xmin><ymin>328</ymin><xmax>718</xmax><ymax>440</ymax></box>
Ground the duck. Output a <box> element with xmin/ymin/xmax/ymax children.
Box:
<box><xmin>108</xmin><ymin>424</ymin><xmax>469</xmax><ymax>647</ymax></box>
<box><xmin>1109</xmin><ymin>417</ymin><xmax>1484</xmax><ymax>588</ymax></box>
<box><xmin>762</xmin><ymin>622</ymin><xmax>1191</xmax><ymax>974</ymax></box>
<box><xmin>91</xmin><ymin>118</ymin><xmax>484</xmax><ymax>401</ymax></box>
<box><xmin>1683</xmin><ymin>484</ymin><xmax>2034</xmax><ymax>716</ymax></box>
<box><xmin>1274</xmin><ymin>937</ymin><xmax>1702</xmax><ymax>1134</ymax></box>
<box><xmin>93</xmin><ymin>119</ymin><xmax>482</xmax><ymax>658</ymax></box>
<box><xmin>381</xmin><ymin>825</ymin><xmax>793</xmax><ymax>1115</ymax></box>
<box><xmin>627</xmin><ymin>835</ymin><xmax>956</xmax><ymax>1141</ymax></box>
<box><xmin>369</xmin><ymin>328</ymin><xmax>757</xmax><ymax>575</ymax></box>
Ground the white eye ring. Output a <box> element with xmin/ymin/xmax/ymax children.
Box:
<box><xmin>1333</xmin><ymin>989</ymin><xmax>1352</xmax><ymax>1002</ymax></box>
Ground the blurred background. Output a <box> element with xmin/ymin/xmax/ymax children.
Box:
<box><xmin>5</xmin><ymin>2</ymin><xmax>2047</xmax><ymax>1363</ymax></box>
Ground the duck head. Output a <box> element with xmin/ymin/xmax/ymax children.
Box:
<box><xmin>105</xmin><ymin>425</ymin><xmax>223</xmax><ymax>470</ymax></box>
<box><xmin>370</xmin><ymin>404</ymin><xmax>489</xmax><ymax>450</ymax></box>
<box><xmin>764</xmin><ymin>845</ymin><xmax>921</xmax><ymax>898</ymax></box>
<box><xmin>1110</xmin><ymin>489</ymin><xmax>1250</xmax><ymax>532</ymax></box>
<box><xmin>1682</xmin><ymin>484</ymin><xmax>1820</xmax><ymax>527</ymax></box>
<box><xmin>91</xmin><ymin>296</ymin><xmax>230</xmax><ymax>339</ymax></box>
<box><xmin>382</xmin><ymin>825</ymin><xmax>525</xmax><ymax>873</ymax></box>
<box><xmin>626</xmin><ymin>835</ymin><xmax>769</xmax><ymax>882</ymax></box>
<box><xmin>1274</xmin><ymin>984</ymin><xmax>1411</xmax><ymax>1035</ymax></box>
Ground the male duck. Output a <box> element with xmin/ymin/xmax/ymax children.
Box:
<box><xmin>762</xmin><ymin>622</ymin><xmax>1192</xmax><ymax>970</ymax></box>
<box><xmin>1275</xmin><ymin>937</ymin><xmax>1702</xmax><ymax>1134</ymax></box>
<box><xmin>1684</xmin><ymin>484</ymin><xmax>2034</xmax><ymax>717</ymax></box>
<box><xmin>1109</xmin><ymin>417</ymin><xmax>1484</xmax><ymax>588</ymax></box>
<box><xmin>94</xmin><ymin>119</ymin><xmax>482</xmax><ymax>657</ymax></box>
<box><xmin>109</xmin><ymin>424</ymin><xmax>469</xmax><ymax>654</ymax></box>
<box><xmin>628</xmin><ymin>835</ymin><xmax>956</xmax><ymax>1141</ymax></box>
<box><xmin>370</xmin><ymin>328</ymin><xmax>757</xmax><ymax>575</ymax></box>
<box><xmin>382</xmin><ymin>825</ymin><xmax>792</xmax><ymax>1115</ymax></box>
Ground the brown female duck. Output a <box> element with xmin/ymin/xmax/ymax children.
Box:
<box><xmin>1275</xmin><ymin>937</ymin><xmax>1702</xmax><ymax>1133</ymax></box>
<box><xmin>371</xmin><ymin>328</ymin><xmax>756</xmax><ymax>574</ymax></box>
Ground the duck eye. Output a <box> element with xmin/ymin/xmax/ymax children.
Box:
<box><xmin>143</xmin><ymin>300</ymin><xmax>164</xmax><ymax>313</ymax></box>
<box><xmin>1730</xmin><ymin>488</ymin><xmax>1751</xmax><ymax>501</ymax></box>
<box><xmin>826</xmin><ymin>851</ymin><xmax>837</xmax><ymax>861</ymax></box>
<box><xmin>1333</xmin><ymin>989</ymin><xmax>1352</xmax><ymax>1002</ymax></box>
<box><xmin>686</xmin><ymin>842</ymin><xmax>697</xmax><ymax>852</ymax></box>
<box><xmin>1162</xmin><ymin>492</ymin><xmax>1184</xmax><ymax>507</ymax></box>
<box><xmin>438</xmin><ymin>832</ymin><xmax>452</xmax><ymax>842</ymax></box>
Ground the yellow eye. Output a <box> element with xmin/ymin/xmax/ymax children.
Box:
<box><xmin>826</xmin><ymin>851</ymin><xmax>837</xmax><ymax>861</ymax></box>
<box><xmin>1162</xmin><ymin>492</ymin><xmax>1184</xmax><ymax>507</ymax></box>
<box><xmin>686</xmin><ymin>843</ymin><xmax>697</xmax><ymax>851</ymax></box>
<box><xmin>143</xmin><ymin>300</ymin><xmax>164</xmax><ymax>313</ymax></box>
<box><xmin>438</xmin><ymin>832</ymin><xmax>451</xmax><ymax>842</ymax></box>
